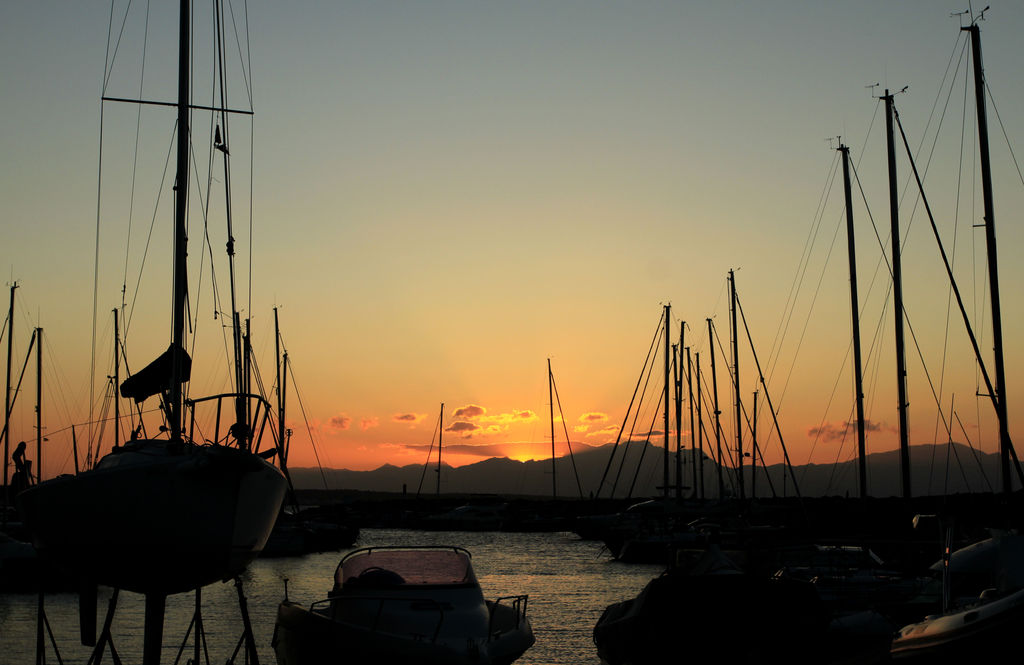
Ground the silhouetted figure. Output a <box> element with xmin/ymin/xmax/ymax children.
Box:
<box><xmin>10</xmin><ymin>440</ymin><xmax>31</xmax><ymax>494</ymax></box>
<box><xmin>12</xmin><ymin>441</ymin><xmax>27</xmax><ymax>475</ymax></box>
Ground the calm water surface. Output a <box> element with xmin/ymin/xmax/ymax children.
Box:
<box><xmin>0</xmin><ymin>529</ymin><xmax>663</xmax><ymax>664</ymax></box>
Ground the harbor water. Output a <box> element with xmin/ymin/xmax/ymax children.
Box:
<box><xmin>0</xmin><ymin>528</ymin><xmax>664</xmax><ymax>664</ymax></box>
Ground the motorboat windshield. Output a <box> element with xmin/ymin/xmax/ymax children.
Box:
<box><xmin>335</xmin><ymin>546</ymin><xmax>477</xmax><ymax>590</ymax></box>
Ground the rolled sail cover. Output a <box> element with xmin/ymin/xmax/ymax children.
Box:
<box><xmin>119</xmin><ymin>343</ymin><xmax>192</xmax><ymax>403</ymax></box>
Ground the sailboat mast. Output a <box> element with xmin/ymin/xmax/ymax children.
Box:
<box><xmin>663</xmin><ymin>304</ymin><xmax>670</xmax><ymax>500</ymax></box>
<box><xmin>696</xmin><ymin>351</ymin><xmax>704</xmax><ymax>500</ymax></box>
<box><xmin>548</xmin><ymin>359</ymin><xmax>556</xmax><ymax>499</ymax></box>
<box><xmin>752</xmin><ymin>390</ymin><xmax>758</xmax><ymax>498</ymax></box>
<box><xmin>707</xmin><ymin>318</ymin><xmax>725</xmax><ymax>498</ymax></box>
<box><xmin>113</xmin><ymin>308</ymin><xmax>120</xmax><ymax>449</ymax></box>
<box><xmin>686</xmin><ymin>346</ymin><xmax>696</xmax><ymax>498</ymax></box>
<box><xmin>883</xmin><ymin>90</ymin><xmax>912</xmax><ymax>500</ymax></box>
<box><xmin>3</xmin><ymin>283</ymin><xmax>15</xmax><ymax>500</ymax></box>
<box><xmin>35</xmin><ymin>328</ymin><xmax>41</xmax><ymax>484</ymax></box>
<box><xmin>437</xmin><ymin>402</ymin><xmax>443</xmax><ymax>496</ymax></box>
<box><xmin>965</xmin><ymin>24</ymin><xmax>1012</xmax><ymax>494</ymax></box>
<box><xmin>170</xmin><ymin>0</ymin><xmax>190</xmax><ymax>443</ymax></box>
<box><xmin>548</xmin><ymin>360</ymin><xmax>557</xmax><ymax>495</ymax></box>
<box><xmin>673</xmin><ymin>341</ymin><xmax>682</xmax><ymax>499</ymax></box>
<box><xmin>282</xmin><ymin>352</ymin><xmax>289</xmax><ymax>462</ymax></box>
<box><xmin>839</xmin><ymin>144</ymin><xmax>868</xmax><ymax>499</ymax></box>
<box><xmin>275</xmin><ymin>308</ymin><xmax>284</xmax><ymax>457</ymax></box>
<box><xmin>730</xmin><ymin>270</ymin><xmax>743</xmax><ymax>500</ymax></box>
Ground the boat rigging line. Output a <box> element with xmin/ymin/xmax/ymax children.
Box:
<box><xmin>548</xmin><ymin>361</ymin><xmax>586</xmax><ymax>499</ymax></box>
<box><xmin>416</xmin><ymin>404</ymin><xmax>443</xmax><ymax>498</ymax></box>
<box><xmin>764</xmin><ymin>151</ymin><xmax>841</xmax><ymax>383</ymax></box>
<box><xmin>709</xmin><ymin>316</ymin><xmax>740</xmax><ymax>495</ymax></box>
<box><xmin>286</xmin><ymin>358</ymin><xmax>330</xmax><ymax>490</ymax></box>
<box><xmin>610</xmin><ymin>320</ymin><xmax>664</xmax><ymax>499</ymax></box>
<box><xmin>890</xmin><ymin>96</ymin><xmax>1024</xmax><ymax>487</ymax></box>
<box><xmin>594</xmin><ymin>310</ymin><xmax>664</xmax><ymax>498</ymax></box>
<box><xmin>625</xmin><ymin>390</ymin><xmax>665</xmax><ymax>500</ymax></box>
<box><xmin>734</xmin><ymin>293</ymin><xmax>801</xmax><ymax>500</ymax></box>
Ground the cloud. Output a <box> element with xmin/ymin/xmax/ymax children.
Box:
<box><xmin>454</xmin><ymin>404</ymin><xmax>486</xmax><ymax>418</ymax></box>
<box><xmin>579</xmin><ymin>412</ymin><xmax>609</xmax><ymax>423</ymax></box>
<box><xmin>392</xmin><ymin>413</ymin><xmax>427</xmax><ymax>425</ymax></box>
<box><xmin>445</xmin><ymin>421</ymin><xmax>481</xmax><ymax>438</ymax></box>
<box><xmin>573</xmin><ymin>424</ymin><xmax>590</xmax><ymax>433</ymax></box>
<box><xmin>329</xmin><ymin>415</ymin><xmax>352</xmax><ymax>430</ymax></box>
<box><xmin>446</xmin><ymin>443</ymin><xmax>507</xmax><ymax>456</ymax></box>
<box><xmin>807</xmin><ymin>419</ymin><xmax>891</xmax><ymax>443</ymax></box>
<box><xmin>361</xmin><ymin>417</ymin><xmax>380</xmax><ymax>431</ymax></box>
<box><xmin>479</xmin><ymin>409</ymin><xmax>538</xmax><ymax>425</ymax></box>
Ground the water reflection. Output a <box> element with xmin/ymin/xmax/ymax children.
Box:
<box><xmin>0</xmin><ymin>529</ymin><xmax>662</xmax><ymax>664</ymax></box>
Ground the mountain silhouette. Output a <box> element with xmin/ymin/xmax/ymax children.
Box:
<box><xmin>288</xmin><ymin>441</ymin><xmax>1003</xmax><ymax>499</ymax></box>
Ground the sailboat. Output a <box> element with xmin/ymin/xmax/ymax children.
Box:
<box><xmin>889</xmin><ymin>16</ymin><xmax>1024</xmax><ymax>661</ymax></box>
<box><xmin>16</xmin><ymin>0</ymin><xmax>287</xmax><ymax>601</ymax></box>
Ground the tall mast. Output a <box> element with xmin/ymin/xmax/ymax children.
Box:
<box><xmin>965</xmin><ymin>23</ymin><xmax>1012</xmax><ymax>494</ymax></box>
<box><xmin>35</xmin><ymin>328</ymin><xmax>42</xmax><ymax>484</ymax></box>
<box><xmin>839</xmin><ymin>144</ymin><xmax>868</xmax><ymax>498</ymax></box>
<box><xmin>884</xmin><ymin>89</ymin><xmax>912</xmax><ymax>500</ymax></box>
<box><xmin>437</xmin><ymin>402</ymin><xmax>443</xmax><ymax>496</ymax></box>
<box><xmin>548</xmin><ymin>358</ymin><xmax>556</xmax><ymax>499</ymax></box>
<box><xmin>707</xmin><ymin>318</ymin><xmax>725</xmax><ymax>498</ymax></box>
<box><xmin>729</xmin><ymin>270</ymin><xmax>744</xmax><ymax>500</ymax></box>
<box><xmin>752</xmin><ymin>390</ymin><xmax>758</xmax><ymax>499</ymax></box>
<box><xmin>113</xmin><ymin>308</ymin><xmax>120</xmax><ymax>449</ymax></box>
<box><xmin>673</xmin><ymin>341</ymin><xmax>682</xmax><ymax>499</ymax></box>
<box><xmin>170</xmin><ymin>0</ymin><xmax>190</xmax><ymax>443</ymax></box>
<box><xmin>275</xmin><ymin>308</ymin><xmax>284</xmax><ymax>459</ymax></box>
<box><xmin>281</xmin><ymin>352</ymin><xmax>289</xmax><ymax>461</ymax></box>
<box><xmin>3</xmin><ymin>283</ymin><xmax>15</xmax><ymax>501</ymax></box>
<box><xmin>663</xmin><ymin>304</ymin><xmax>671</xmax><ymax>500</ymax></box>
<box><xmin>244</xmin><ymin>319</ymin><xmax>252</xmax><ymax>446</ymax></box>
<box><xmin>686</xmin><ymin>346</ymin><xmax>696</xmax><ymax>498</ymax></box>
<box><xmin>695</xmin><ymin>351</ymin><xmax>704</xmax><ymax>500</ymax></box>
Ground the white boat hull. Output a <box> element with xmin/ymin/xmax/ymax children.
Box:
<box><xmin>890</xmin><ymin>586</ymin><xmax>1024</xmax><ymax>662</ymax></box>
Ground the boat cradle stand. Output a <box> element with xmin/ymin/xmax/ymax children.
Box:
<box><xmin>34</xmin><ymin>576</ymin><xmax>264</xmax><ymax>665</ymax></box>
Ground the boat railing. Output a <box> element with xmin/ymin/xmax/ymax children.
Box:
<box><xmin>185</xmin><ymin>392</ymin><xmax>278</xmax><ymax>458</ymax></box>
<box><xmin>310</xmin><ymin>595</ymin><xmax>448</xmax><ymax>643</ymax></box>
<box><xmin>490</xmin><ymin>594</ymin><xmax>529</xmax><ymax>633</ymax></box>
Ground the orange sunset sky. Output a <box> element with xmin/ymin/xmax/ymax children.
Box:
<box><xmin>2</xmin><ymin>2</ymin><xmax>1024</xmax><ymax>483</ymax></box>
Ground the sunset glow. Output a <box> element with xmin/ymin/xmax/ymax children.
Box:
<box><xmin>2</xmin><ymin>2</ymin><xmax>1024</xmax><ymax>491</ymax></box>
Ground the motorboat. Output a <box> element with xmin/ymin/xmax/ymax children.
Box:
<box><xmin>890</xmin><ymin>585</ymin><xmax>1024</xmax><ymax>662</ymax></box>
<box><xmin>890</xmin><ymin>533</ymin><xmax>1024</xmax><ymax>662</ymax></box>
<box><xmin>272</xmin><ymin>545</ymin><xmax>534</xmax><ymax>665</ymax></box>
<box><xmin>594</xmin><ymin>544</ymin><xmax>829</xmax><ymax>665</ymax></box>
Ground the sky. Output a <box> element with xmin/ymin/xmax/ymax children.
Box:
<box><xmin>2</xmin><ymin>1</ymin><xmax>1024</xmax><ymax>485</ymax></box>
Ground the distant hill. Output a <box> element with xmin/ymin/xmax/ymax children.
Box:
<box><xmin>287</xmin><ymin>441</ymin><xmax>1004</xmax><ymax>499</ymax></box>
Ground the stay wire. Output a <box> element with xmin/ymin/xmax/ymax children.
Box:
<box><xmin>611</xmin><ymin>321</ymin><xmax>664</xmax><ymax>499</ymax></box>
<box><xmin>121</xmin><ymin>0</ymin><xmax>152</xmax><ymax>322</ymax></box>
<box><xmin>954</xmin><ymin>409</ymin><xmax>994</xmax><ymax>492</ymax></box>
<box><xmin>550</xmin><ymin>371</ymin><xmax>585</xmax><ymax>499</ymax></box>
<box><xmin>595</xmin><ymin>310</ymin><xmax>664</xmax><ymax>498</ymax></box>
<box><xmin>710</xmin><ymin>319</ymin><xmax>740</xmax><ymax>492</ymax></box>
<box><xmin>986</xmin><ymin>82</ymin><xmax>1024</xmax><ymax>188</ymax></box>
<box><xmin>286</xmin><ymin>360</ymin><xmax>329</xmax><ymax>491</ymax></box>
<box><xmin>416</xmin><ymin>411</ymin><xmax>441</xmax><ymax>498</ymax></box>
<box><xmin>765</xmin><ymin>151</ymin><xmax>840</xmax><ymax>379</ymax></box>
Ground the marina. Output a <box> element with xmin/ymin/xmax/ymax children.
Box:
<box><xmin>0</xmin><ymin>528</ymin><xmax>663</xmax><ymax>664</ymax></box>
<box><xmin>3</xmin><ymin>1</ymin><xmax>1024</xmax><ymax>663</ymax></box>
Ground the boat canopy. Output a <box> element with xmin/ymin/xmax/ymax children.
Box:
<box><xmin>336</xmin><ymin>546</ymin><xmax>477</xmax><ymax>589</ymax></box>
<box><xmin>120</xmin><ymin>344</ymin><xmax>192</xmax><ymax>403</ymax></box>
